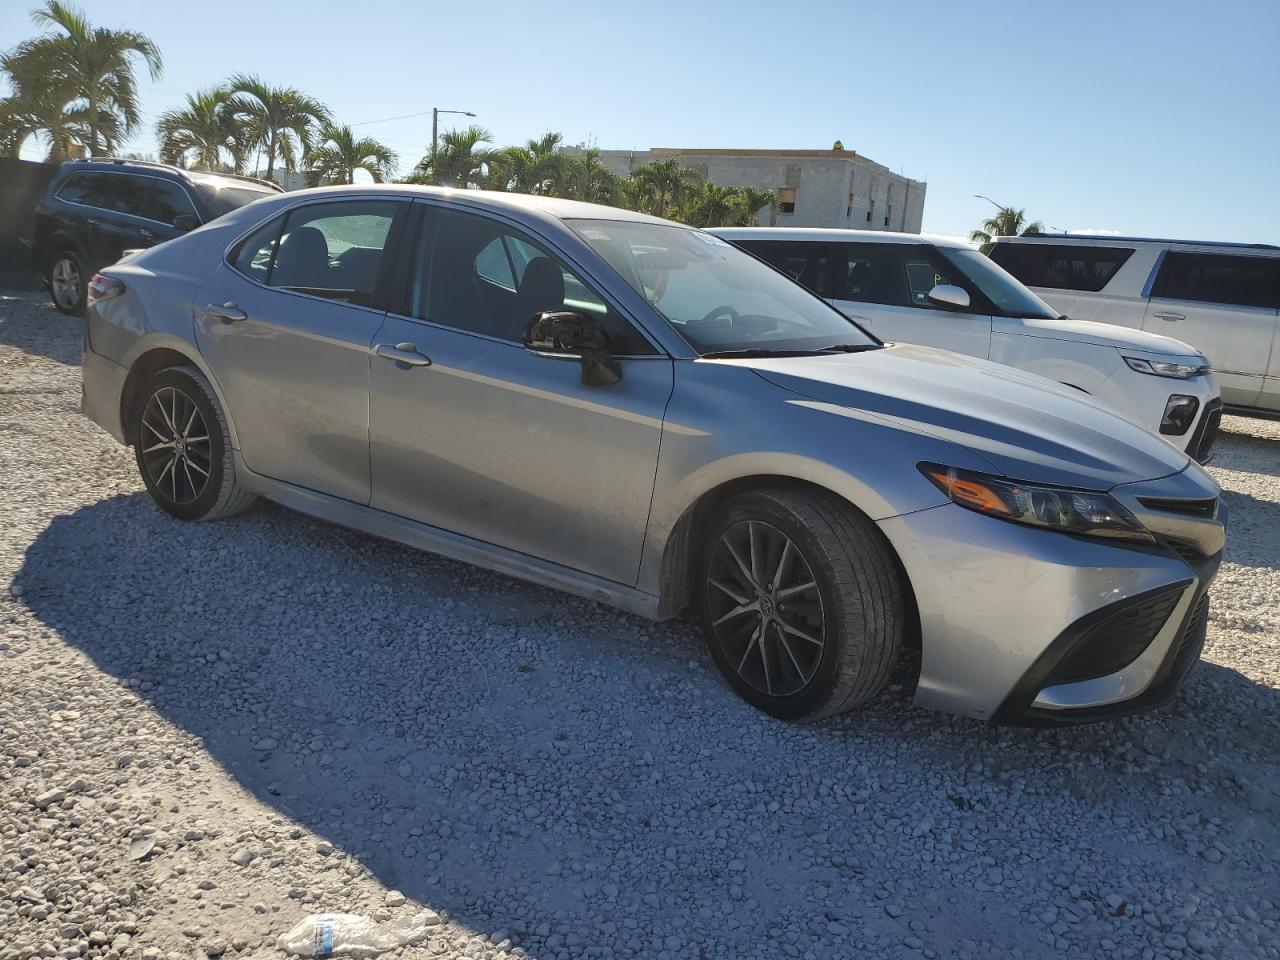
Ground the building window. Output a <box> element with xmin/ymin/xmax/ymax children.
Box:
<box><xmin>777</xmin><ymin>187</ymin><xmax>796</xmax><ymax>215</ymax></box>
<box><xmin>866</xmin><ymin>198</ymin><xmax>875</xmax><ymax>223</ymax></box>
<box><xmin>846</xmin><ymin>192</ymin><xmax>853</xmax><ymax>218</ymax></box>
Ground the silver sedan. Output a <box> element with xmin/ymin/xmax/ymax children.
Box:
<box><xmin>80</xmin><ymin>185</ymin><xmax>1226</xmax><ymax>724</ymax></box>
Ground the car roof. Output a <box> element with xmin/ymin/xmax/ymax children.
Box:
<box><xmin>993</xmin><ymin>233</ymin><xmax>1280</xmax><ymax>253</ymax></box>
<box><xmin>257</xmin><ymin>182</ymin><xmax>674</xmax><ymax>225</ymax></box>
<box><xmin>60</xmin><ymin>158</ymin><xmax>282</xmax><ymax>193</ymax></box>
<box><xmin>711</xmin><ymin>226</ymin><xmax>969</xmax><ymax>249</ymax></box>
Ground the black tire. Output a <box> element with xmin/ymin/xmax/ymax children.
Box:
<box><xmin>697</xmin><ymin>487</ymin><xmax>904</xmax><ymax>721</ymax></box>
<box><xmin>49</xmin><ymin>250</ymin><xmax>86</xmax><ymax>316</ymax></box>
<box><xmin>131</xmin><ymin>365</ymin><xmax>256</xmax><ymax>522</ymax></box>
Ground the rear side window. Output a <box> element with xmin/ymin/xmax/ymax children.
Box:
<box><xmin>267</xmin><ymin>200</ymin><xmax>400</xmax><ymax>306</ymax></box>
<box><xmin>1151</xmin><ymin>252</ymin><xmax>1278</xmax><ymax>309</ymax></box>
<box><xmin>736</xmin><ymin>240</ymin><xmax>835</xmax><ymax>297</ymax></box>
<box><xmin>989</xmin><ymin>242</ymin><xmax>1135</xmax><ymax>292</ymax></box>
<box><xmin>232</xmin><ymin>217</ymin><xmax>284</xmax><ymax>282</ymax></box>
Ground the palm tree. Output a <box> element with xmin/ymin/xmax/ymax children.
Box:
<box><xmin>406</xmin><ymin>124</ymin><xmax>493</xmax><ymax>187</ymax></box>
<box><xmin>628</xmin><ymin>159</ymin><xmax>702</xmax><ymax>219</ymax></box>
<box><xmin>560</xmin><ymin>148</ymin><xmax>620</xmax><ymax>204</ymax></box>
<box><xmin>729</xmin><ymin>185</ymin><xmax>775</xmax><ymax>227</ymax></box>
<box><xmin>0</xmin><ymin>76</ymin><xmax>87</xmax><ymax>160</ymax></box>
<box><xmin>683</xmin><ymin>182</ymin><xmax>740</xmax><ymax>227</ymax></box>
<box><xmin>970</xmin><ymin>206</ymin><xmax>1043</xmax><ymax>253</ymax></box>
<box><xmin>305</xmin><ymin>123</ymin><xmax>397</xmax><ymax>186</ymax></box>
<box><xmin>2</xmin><ymin>0</ymin><xmax>162</xmax><ymax>157</ymax></box>
<box><xmin>225</xmin><ymin>74</ymin><xmax>330</xmax><ymax>182</ymax></box>
<box><xmin>485</xmin><ymin>131</ymin><xmax>568</xmax><ymax>195</ymax></box>
<box><xmin>156</xmin><ymin>87</ymin><xmax>243</xmax><ymax>172</ymax></box>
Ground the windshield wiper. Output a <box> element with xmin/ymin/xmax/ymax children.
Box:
<box><xmin>815</xmin><ymin>343</ymin><xmax>881</xmax><ymax>353</ymax></box>
<box><xmin>698</xmin><ymin>348</ymin><xmax>829</xmax><ymax>359</ymax></box>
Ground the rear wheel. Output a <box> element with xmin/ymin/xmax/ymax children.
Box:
<box><xmin>49</xmin><ymin>251</ymin><xmax>85</xmax><ymax>315</ymax></box>
<box><xmin>698</xmin><ymin>487</ymin><xmax>905</xmax><ymax>721</ymax></box>
<box><xmin>132</xmin><ymin>366</ymin><xmax>256</xmax><ymax>521</ymax></box>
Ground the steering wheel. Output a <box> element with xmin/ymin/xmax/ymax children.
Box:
<box><xmin>694</xmin><ymin>304</ymin><xmax>740</xmax><ymax>326</ymax></box>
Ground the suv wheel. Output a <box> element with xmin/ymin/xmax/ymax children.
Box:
<box><xmin>697</xmin><ymin>487</ymin><xmax>905</xmax><ymax>721</ymax></box>
<box><xmin>132</xmin><ymin>366</ymin><xmax>256</xmax><ymax>522</ymax></box>
<box><xmin>49</xmin><ymin>251</ymin><xmax>86</xmax><ymax>316</ymax></box>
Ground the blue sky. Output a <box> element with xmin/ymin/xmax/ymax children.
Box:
<box><xmin>3</xmin><ymin>0</ymin><xmax>1277</xmax><ymax>243</ymax></box>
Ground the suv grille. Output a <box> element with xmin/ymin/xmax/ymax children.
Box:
<box><xmin>1047</xmin><ymin>590</ymin><xmax>1183</xmax><ymax>686</ymax></box>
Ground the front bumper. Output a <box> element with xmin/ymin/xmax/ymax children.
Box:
<box><xmin>879</xmin><ymin>481</ymin><xmax>1225</xmax><ymax>724</ymax></box>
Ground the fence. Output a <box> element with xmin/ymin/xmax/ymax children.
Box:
<box><xmin>0</xmin><ymin>157</ymin><xmax>58</xmax><ymax>288</ymax></box>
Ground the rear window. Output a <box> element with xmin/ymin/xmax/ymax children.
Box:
<box><xmin>1151</xmin><ymin>252</ymin><xmax>1279</xmax><ymax>309</ymax></box>
<box><xmin>989</xmin><ymin>242</ymin><xmax>1135</xmax><ymax>292</ymax></box>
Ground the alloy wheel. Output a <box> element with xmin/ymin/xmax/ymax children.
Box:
<box><xmin>51</xmin><ymin>257</ymin><xmax>80</xmax><ymax>310</ymax></box>
<box><xmin>706</xmin><ymin>520</ymin><xmax>826</xmax><ymax>697</ymax></box>
<box><xmin>139</xmin><ymin>386</ymin><xmax>212</xmax><ymax>505</ymax></box>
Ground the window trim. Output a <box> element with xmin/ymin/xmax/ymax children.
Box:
<box><xmin>224</xmin><ymin>194</ymin><xmax>410</xmax><ymax>314</ymax></box>
<box><xmin>56</xmin><ymin>168</ymin><xmax>201</xmax><ymax>229</ymax></box>
<box><xmin>385</xmin><ymin>198</ymin><xmax>669</xmax><ymax>359</ymax></box>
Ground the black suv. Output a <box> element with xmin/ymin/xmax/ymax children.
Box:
<box><xmin>30</xmin><ymin>159</ymin><xmax>282</xmax><ymax>315</ymax></box>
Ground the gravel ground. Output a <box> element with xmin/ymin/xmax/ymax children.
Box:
<box><xmin>1</xmin><ymin>291</ymin><xmax>1278</xmax><ymax>960</ymax></box>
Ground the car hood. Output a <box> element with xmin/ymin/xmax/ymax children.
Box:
<box><xmin>743</xmin><ymin>343</ymin><xmax>1191</xmax><ymax>490</ymax></box>
<box><xmin>999</xmin><ymin>315</ymin><xmax>1202</xmax><ymax>358</ymax></box>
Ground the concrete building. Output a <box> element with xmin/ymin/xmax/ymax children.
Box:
<box><xmin>565</xmin><ymin>146</ymin><xmax>926</xmax><ymax>231</ymax></box>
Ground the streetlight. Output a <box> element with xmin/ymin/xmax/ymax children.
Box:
<box><xmin>973</xmin><ymin>194</ymin><xmax>1006</xmax><ymax>212</ymax></box>
<box><xmin>431</xmin><ymin>108</ymin><xmax>477</xmax><ymax>184</ymax></box>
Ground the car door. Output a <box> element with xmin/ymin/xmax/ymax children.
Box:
<box><xmin>1142</xmin><ymin>251</ymin><xmax>1280</xmax><ymax>409</ymax></box>
<box><xmin>368</xmin><ymin>203</ymin><xmax>674</xmax><ymax>586</ymax></box>
<box><xmin>195</xmin><ymin>197</ymin><xmax>408</xmax><ymax>504</ymax></box>
<box><xmin>831</xmin><ymin>242</ymin><xmax>993</xmax><ymax>358</ymax></box>
<box><xmin>55</xmin><ymin>171</ymin><xmax>140</xmax><ymax>271</ymax></box>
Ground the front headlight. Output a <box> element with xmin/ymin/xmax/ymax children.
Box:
<box><xmin>1124</xmin><ymin>356</ymin><xmax>1207</xmax><ymax>379</ymax></box>
<box><xmin>918</xmin><ymin>463</ymin><xmax>1155</xmax><ymax>544</ymax></box>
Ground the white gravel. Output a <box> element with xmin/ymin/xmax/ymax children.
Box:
<box><xmin>1</xmin><ymin>291</ymin><xmax>1278</xmax><ymax>960</ymax></box>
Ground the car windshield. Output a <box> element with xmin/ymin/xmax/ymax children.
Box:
<box><xmin>192</xmin><ymin>179</ymin><xmax>279</xmax><ymax>220</ymax></box>
<box><xmin>938</xmin><ymin>246</ymin><xmax>1060</xmax><ymax>320</ymax></box>
<box><xmin>568</xmin><ymin>219</ymin><xmax>878</xmax><ymax>355</ymax></box>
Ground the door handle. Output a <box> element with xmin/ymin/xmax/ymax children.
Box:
<box><xmin>138</xmin><ymin>227</ymin><xmax>155</xmax><ymax>240</ymax></box>
<box><xmin>374</xmin><ymin>342</ymin><xmax>432</xmax><ymax>367</ymax></box>
<box><xmin>1152</xmin><ymin>312</ymin><xmax>1184</xmax><ymax>321</ymax></box>
<box><xmin>205</xmin><ymin>301</ymin><xmax>247</xmax><ymax>323</ymax></box>
<box><xmin>85</xmin><ymin>218</ymin><xmax>100</xmax><ymax>226</ymax></box>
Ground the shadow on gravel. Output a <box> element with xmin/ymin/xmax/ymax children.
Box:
<box><xmin>1219</xmin><ymin>489</ymin><xmax>1280</xmax><ymax>573</ymax></box>
<box><xmin>14</xmin><ymin>492</ymin><xmax>1280</xmax><ymax>951</ymax></box>
<box><xmin>0</xmin><ymin>294</ymin><xmax>81</xmax><ymax>367</ymax></box>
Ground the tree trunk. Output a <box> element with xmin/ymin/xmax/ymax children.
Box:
<box><xmin>264</xmin><ymin>133</ymin><xmax>276</xmax><ymax>181</ymax></box>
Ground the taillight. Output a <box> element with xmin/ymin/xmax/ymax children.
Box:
<box><xmin>86</xmin><ymin>274</ymin><xmax>126</xmax><ymax>306</ymax></box>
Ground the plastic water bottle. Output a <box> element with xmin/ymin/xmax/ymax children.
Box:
<box><xmin>277</xmin><ymin>912</ymin><xmax>435</xmax><ymax>957</ymax></box>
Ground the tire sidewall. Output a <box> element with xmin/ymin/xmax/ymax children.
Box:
<box><xmin>698</xmin><ymin>493</ymin><xmax>848</xmax><ymax>720</ymax></box>
<box><xmin>49</xmin><ymin>251</ymin><xmax>86</xmax><ymax>316</ymax></box>
<box><xmin>133</xmin><ymin>368</ymin><xmax>229</xmax><ymax>521</ymax></box>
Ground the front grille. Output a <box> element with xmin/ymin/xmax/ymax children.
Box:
<box><xmin>1162</xmin><ymin>538</ymin><xmax>1204</xmax><ymax>567</ymax></box>
<box><xmin>1047</xmin><ymin>589</ymin><xmax>1183</xmax><ymax>686</ymax></box>
<box><xmin>1139</xmin><ymin>496</ymin><xmax>1218</xmax><ymax>519</ymax></box>
<box><xmin>1190</xmin><ymin>399</ymin><xmax>1223</xmax><ymax>463</ymax></box>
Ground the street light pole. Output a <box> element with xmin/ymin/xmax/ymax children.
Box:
<box><xmin>973</xmin><ymin>194</ymin><xmax>1006</xmax><ymax>212</ymax></box>
<box><xmin>431</xmin><ymin>107</ymin><xmax>477</xmax><ymax>185</ymax></box>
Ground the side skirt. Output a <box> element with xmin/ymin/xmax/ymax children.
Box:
<box><xmin>237</xmin><ymin>464</ymin><xmax>663</xmax><ymax>621</ymax></box>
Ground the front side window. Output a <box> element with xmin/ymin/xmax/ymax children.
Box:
<box><xmin>989</xmin><ymin>242</ymin><xmax>1135</xmax><ymax>292</ymax></box>
<box><xmin>265</xmin><ymin>200</ymin><xmax>400</xmax><ymax>306</ymax></box>
<box><xmin>141</xmin><ymin>180</ymin><xmax>198</xmax><ymax>226</ymax></box>
<box><xmin>409</xmin><ymin>207</ymin><xmax>655</xmax><ymax>354</ymax></box>
<box><xmin>1152</xmin><ymin>252</ymin><xmax>1278</xmax><ymax>309</ymax></box>
<box><xmin>828</xmin><ymin>243</ymin><xmax>964</xmax><ymax>310</ymax></box>
<box><xmin>569</xmin><ymin>220</ymin><xmax>877</xmax><ymax>354</ymax></box>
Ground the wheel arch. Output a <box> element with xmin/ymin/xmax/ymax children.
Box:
<box><xmin>653</xmin><ymin>473</ymin><xmax>921</xmax><ymax>655</ymax></box>
<box><xmin>119</xmin><ymin>343</ymin><xmax>240</xmax><ymax>451</ymax></box>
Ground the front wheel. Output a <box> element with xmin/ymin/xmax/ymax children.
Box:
<box><xmin>132</xmin><ymin>366</ymin><xmax>256</xmax><ymax>522</ymax></box>
<box><xmin>697</xmin><ymin>487</ymin><xmax>905</xmax><ymax>721</ymax></box>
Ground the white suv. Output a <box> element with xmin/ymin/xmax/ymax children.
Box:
<box><xmin>989</xmin><ymin>234</ymin><xmax>1279</xmax><ymax>420</ymax></box>
<box><xmin>714</xmin><ymin>228</ymin><xmax>1222</xmax><ymax>461</ymax></box>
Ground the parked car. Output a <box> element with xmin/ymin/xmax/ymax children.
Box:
<box><xmin>713</xmin><ymin>228</ymin><xmax>1222</xmax><ymax>462</ymax></box>
<box><xmin>989</xmin><ymin>234</ymin><xmax>1280</xmax><ymax>420</ymax></box>
<box><xmin>29</xmin><ymin>158</ymin><xmax>283</xmax><ymax>316</ymax></box>
<box><xmin>79</xmin><ymin>186</ymin><xmax>1225</xmax><ymax>725</ymax></box>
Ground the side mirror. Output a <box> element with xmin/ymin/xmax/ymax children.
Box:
<box><xmin>523</xmin><ymin>310</ymin><xmax>622</xmax><ymax>387</ymax></box>
<box><xmin>173</xmin><ymin>214</ymin><xmax>198</xmax><ymax>233</ymax></box>
<box><xmin>927</xmin><ymin>283</ymin><xmax>970</xmax><ymax>310</ymax></box>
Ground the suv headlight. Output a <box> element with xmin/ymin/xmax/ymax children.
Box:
<box><xmin>1124</xmin><ymin>356</ymin><xmax>1206</xmax><ymax>379</ymax></box>
<box><xmin>919</xmin><ymin>463</ymin><xmax>1154</xmax><ymax>544</ymax></box>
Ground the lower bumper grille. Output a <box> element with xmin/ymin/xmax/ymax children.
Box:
<box><xmin>1044</xmin><ymin>589</ymin><xmax>1183</xmax><ymax>686</ymax></box>
<box><xmin>1190</xmin><ymin>398</ymin><xmax>1223</xmax><ymax>463</ymax></box>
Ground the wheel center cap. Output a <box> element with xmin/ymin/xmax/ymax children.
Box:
<box><xmin>760</xmin><ymin>595</ymin><xmax>775</xmax><ymax>617</ymax></box>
